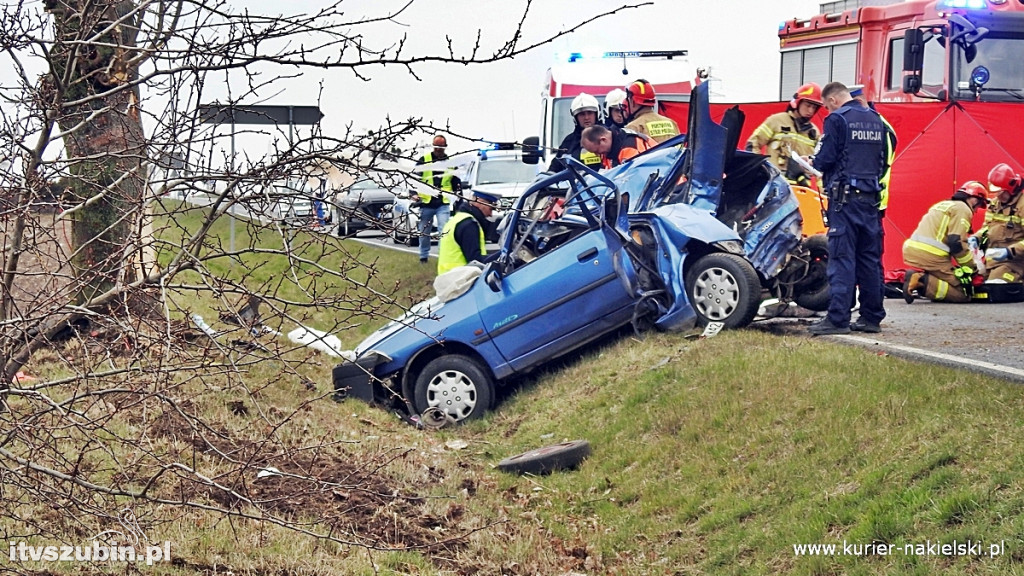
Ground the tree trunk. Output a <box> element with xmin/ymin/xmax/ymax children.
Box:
<box><xmin>45</xmin><ymin>0</ymin><xmax>146</xmax><ymax>305</ymax></box>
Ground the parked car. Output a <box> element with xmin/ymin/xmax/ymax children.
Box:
<box><xmin>463</xmin><ymin>148</ymin><xmax>538</xmax><ymax>217</ymax></box>
<box><xmin>334</xmin><ymin>176</ymin><xmax>400</xmax><ymax>237</ymax></box>
<box><xmin>332</xmin><ymin>82</ymin><xmax>829</xmax><ymax>423</ymax></box>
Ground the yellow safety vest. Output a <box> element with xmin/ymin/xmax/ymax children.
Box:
<box><xmin>419</xmin><ymin>152</ymin><xmax>454</xmax><ymax>204</ymax></box>
<box><xmin>879</xmin><ymin>114</ymin><xmax>896</xmax><ymax>211</ymax></box>
<box><xmin>437</xmin><ymin>211</ymin><xmax>486</xmax><ymax>275</ymax></box>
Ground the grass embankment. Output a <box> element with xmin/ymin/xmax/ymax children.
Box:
<box><xmin>12</xmin><ymin>204</ymin><xmax>1024</xmax><ymax>575</ymax></box>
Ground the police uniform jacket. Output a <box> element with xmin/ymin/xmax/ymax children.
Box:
<box><xmin>625</xmin><ymin>109</ymin><xmax>680</xmax><ymax>144</ymax></box>
<box><xmin>813</xmin><ymin>101</ymin><xmax>889</xmax><ymax>195</ymax></box>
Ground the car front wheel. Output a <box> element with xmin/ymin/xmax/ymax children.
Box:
<box><xmin>413</xmin><ymin>355</ymin><xmax>494</xmax><ymax>423</ymax></box>
<box><xmin>685</xmin><ymin>252</ymin><xmax>761</xmax><ymax>328</ymax></box>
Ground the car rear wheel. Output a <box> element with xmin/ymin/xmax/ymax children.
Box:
<box><xmin>395</xmin><ymin>214</ymin><xmax>417</xmax><ymax>246</ymax></box>
<box><xmin>685</xmin><ymin>252</ymin><xmax>761</xmax><ymax>328</ymax></box>
<box><xmin>413</xmin><ymin>355</ymin><xmax>494</xmax><ymax>423</ymax></box>
<box><xmin>794</xmin><ymin>234</ymin><xmax>831</xmax><ymax>311</ymax></box>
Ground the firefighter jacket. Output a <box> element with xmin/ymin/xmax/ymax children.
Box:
<box><xmin>601</xmin><ymin>129</ymin><xmax>652</xmax><ymax>169</ymax></box>
<box><xmin>550</xmin><ymin>128</ymin><xmax>602</xmax><ymax>171</ymax></box>
<box><xmin>903</xmin><ymin>200</ymin><xmax>974</xmax><ymax>266</ymax></box>
<box><xmin>625</xmin><ymin>108</ymin><xmax>680</xmax><ymax>144</ymax></box>
<box><xmin>982</xmin><ymin>191</ymin><xmax>1024</xmax><ymax>257</ymax></box>
<box><xmin>746</xmin><ymin>110</ymin><xmax>820</xmax><ymax>185</ymax></box>
<box><xmin>437</xmin><ymin>207</ymin><xmax>488</xmax><ymax>275</ymax></box>
<box><xmin>417</xmin><ymin>152</ymin><xmax>455</xmax><ymax>206</ymax></box>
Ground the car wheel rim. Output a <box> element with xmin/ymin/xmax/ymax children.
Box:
<box><xmin>426</xmin><ymin>369</ymin><xmax>477</xmax><ymax>420</ymax></box>
<box><xmin>692</xmin><ymin>266</ymin><xmax>740</xmax><ymax>320</ymax></box>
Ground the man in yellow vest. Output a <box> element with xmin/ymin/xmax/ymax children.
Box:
<box><xmin>975</xmin><ymin>162</ymin><xmax>1024</xmax><ymax>283</ymax></box>
<box><xmin>416</xmin><ymin>135</ymin><xmax>457</xmax><ymax>263</ymax></box>
<box><xmin>623</xmin><ymin>79</ymin><xmax>680</xmax><ymax>144</ymax></box>
<box><xmin>437</xmin><ymin>190</ymin><xmax>498</xmax><ymax>275</ymax></box>
<box><xmin>902</xmin><ymin>181</ymin><xmax>988</xmax><ymax>303</ymax></box>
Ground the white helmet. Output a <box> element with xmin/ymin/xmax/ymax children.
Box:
<box><xmin>604</xmin><ymin>88</ymin><xmax>627</xmax><ymax>115</ymax></box>
<box><xmin>570</xmin><ymin>93</ymin><xmax>600</xmax><ymax>118</ymax></box>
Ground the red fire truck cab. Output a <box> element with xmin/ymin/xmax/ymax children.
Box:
<box><xmin>776</xmin><ymin>0</ymin><xmax>1024</xmax><ymax>283</ymax></box>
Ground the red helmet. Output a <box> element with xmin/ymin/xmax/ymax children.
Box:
<box><xmin>988</xmin><ymin>162</ymin><xmax>1022</xmax><ymax>193</ymax></box>
<box><xmin>957</xmin><ymin>180</ymin><xmax>988</xmax><ymax>202</ymax></box>
<box><xmin>789</xmin><ymin>82</ymin><xmax>823</xmax><ymax>109</ymax></box>
<box><xmin>626</xmin><ymin>79</ymin><xmax>657</xmax><ymax>107</ymax></box>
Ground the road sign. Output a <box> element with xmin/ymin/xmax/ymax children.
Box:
<box><xmin>198</xmin><ymin>104</ymin><xmax>324</xmax><ymax>126</ymax></box>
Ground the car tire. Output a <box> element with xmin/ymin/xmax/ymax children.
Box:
<box><xmin>497</xmin><ymin>440</ymin><xmax>592</xmax><ymax>475</ymax></box>
<box><xmin>685</xmin><ymin>252</ymin><xmax>761</xmax><ymax>328</ymax></box>
<box><xmin>413</xmin><ymin>355</ymin><xmax>494</xmax><ymax>423</ymax></box>
<box><xmin>401</xmin><ymin>215</ymin><xmax>418</xmax><ymax>246</ymax></box>
<box><xmin>794</xmin><ymin>234</ymin><xmax>831</xmax><ymax>311</ymax></box>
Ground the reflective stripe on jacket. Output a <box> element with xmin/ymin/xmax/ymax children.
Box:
<box><xmin>437</xmin><ymin>211</ymin><xmax>486</xmax><ymax>275</ymax></box>
<box><xmin>418</xmin><ymin>152</ymin><xmax>454</xmax><ymax>204</ymax></box>
<box><xmin>746</xmin><ymin>111</ymin><xmax>820</xmax><ymax>182</ymax></box>
<box><xmin>625</xmin><ymin>109</ymin><xmax>680</xmax><ymax>144</ymax></box>
<box><xmin>903</xmin><ymin>200</ymin><xmax>973</xmax><ymax>264</ymax></box>
<box><xmin>985</xmin><ymin>192</ymin><xmax>1024</xmax><ymax>254</ymax></box>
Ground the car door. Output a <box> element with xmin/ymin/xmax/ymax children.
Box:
<box><xmin>474</xmin><ymin>214</ymin><xmax>636</xmax><ymax>374</ymax></box>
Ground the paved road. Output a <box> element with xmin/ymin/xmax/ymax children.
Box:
<box><xmin>754</xmin><ymin>298</ymin><xmax>1024</xmax><ymax>383</ymax></box>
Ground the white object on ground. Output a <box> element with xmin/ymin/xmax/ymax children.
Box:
<box><xmin>287</xmin><ymin>326</ymin><xmax>344</xmax><ymax>357</ymax></box>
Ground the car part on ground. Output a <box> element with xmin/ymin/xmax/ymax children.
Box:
<box><xmin>497</xmin><ymin>440</ymin><xmax>592</xmax><ymax>475</ymax></box>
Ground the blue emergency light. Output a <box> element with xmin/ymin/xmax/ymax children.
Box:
<box><xmin>938</xmin><ymin>0</ymin><xmax>988</xmax><ymax>9</ymax></box>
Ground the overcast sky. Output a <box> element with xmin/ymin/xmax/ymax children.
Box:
<box><xmin>221</xmin><ymin>0</ymin><xmax>822</xmax><ymax>152</ymax></box>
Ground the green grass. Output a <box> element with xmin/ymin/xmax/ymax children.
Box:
<box><xmin>11</xmin><ymin>204</ymin><xmax>1024</xmax><ymax>575</ymax></box>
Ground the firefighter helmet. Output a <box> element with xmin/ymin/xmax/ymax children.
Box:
<box><xmin>958</xmin><ymin>180</ymin><xmax>988</xmax><ymax>202</ymax></box>
<box><xmin>570</xmin><ymin>93</ymin><xmax>600</xmax><ymax>118</ymax></box>
<box><xmin>988</xmin><ymin>162</ymin><xmax>1022</xmax><ymax>193</ymax></box>
<box><xmin>626</xmin><ymin>79</ymin><xmax>657</xmax><ymax>107</ymax></box>
<box><xmin>789</xmin><ymin>82</ymin><xmax>823</xmax><ymax>109</ymax></box>
<box><xmin>604</xmin><ymin>88</ymin><xmax>627</xmax><ymax>115</ymax></box>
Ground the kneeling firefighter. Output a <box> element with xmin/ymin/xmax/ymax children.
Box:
<box><xmin>902</xmin><ymin>181</ymin><xmax>988</xmax><ymax>302</ymax></box>
<box><xmin>974</xmin><ymin>162</ymin><xmax>1024</xmax><ymax>283</ymax></box>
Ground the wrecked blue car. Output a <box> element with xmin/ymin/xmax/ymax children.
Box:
<box><xmin>333</xmin><ymin>83</ymin><xmax>828</xmax><ymax>422</ymax></box>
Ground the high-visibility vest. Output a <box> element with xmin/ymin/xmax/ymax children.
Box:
<box><xmin>437</xmin><ymin>211</ymin><xmax>485</xmax><ymax>274</ymax></box>
<box><xmin>419</xmin><ymin>152</ymin><xmax>454</xmax><ymax>204</ymax></box>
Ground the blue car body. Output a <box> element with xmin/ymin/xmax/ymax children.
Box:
<box><xmin>333</xmin><ymin>83</ymin><xmax>826</xmax><ymax>422</ymax></box>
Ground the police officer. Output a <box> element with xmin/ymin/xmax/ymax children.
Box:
<box><xmin>745</xmin><ymin>82</ymin><xmax>823</xmax><ymax>187</ymax></box>
<box><xmin>975</xmin><ymin>162</ymin><xmax>1024</xmax><ymax>283</ymax></box>
<box><xmin>809</xmin><ymin>82</ymin><xmax>893</xmax><ymax>335</ymax></box>
<box><xmin>437</xmin><ymin>190</ymin><xmax>498</xmax><ymax>275</ymax></box>
<box><xmin>902</xmin><ymin>181</ymin><xmax>988</xmax><ymax>303</ymax></box>
<box><xmin>549</xmin><ymin>93</ymin><xmax>603</xmax><ymax>172</ymax></box>
<box><xmin>623</xmin><ymin>79</ymin><xmax>680</xmax><ymax>144</ymax></box>
<box><xmin>416</xmin><ymin>135</ymin><xmax>457</xmax><ymax>263</ymax></box>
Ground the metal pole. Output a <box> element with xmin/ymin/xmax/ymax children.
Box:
<box><xmin>230</xmin><ymin>115</ymin><xmax>236</xmax><ymax>260</ymax></box>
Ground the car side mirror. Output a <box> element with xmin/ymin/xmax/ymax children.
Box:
<box><xmin>483</xmin><ymin>262</ymin><xmax>502</xmax><ymax>292</ymax></box>
<box><xmin>522</xmin><ymin>136</ymin><xmax>541</xmax><ymax>165</ymax></box>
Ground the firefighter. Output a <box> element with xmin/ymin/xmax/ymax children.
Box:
<box><xmin>437</xmin><ymin>190</ymin><xmax>498</xmax><ymax>275</ymax></box>
<box><xmin>902</xmin><ymin>181</ymin><xmax>988</xmax><ymax>303</ymax></box>
<box><xmin>623</xmin><ymin>79</ymin><xmax>680</xmax><ymax>144</ymax></box>
<box><xmin>580</xmin><ymin>124</ymin><xmax>652</xmax><ymax>170</ymax></box>
<box><xmin>604</xmin><ymin>88</ymin><xmax>628</xmax><ymax>129</ymax></box>
<box><xmin>809</xmin><ymin>82</ymin><xmax>891</xmax><ymax>335</ymax></box>
<box><xmin>415</xmin><ymin>135</ymin><xmax>458</xmax><ymax>263</ymax></box>
<box><xmin>975</xmin><ymin>162</ymin><xmax>1024</xmax><ymax>283</ymax></box>
<box><xmin>549</xmin><ymin>93</ymin><xmax>603</xmax><ymax>171</ymax></box>
<box><xmin>746</xmin><ymin>82</ymin><xmax>823</xmax><ymax>187</ymax></box>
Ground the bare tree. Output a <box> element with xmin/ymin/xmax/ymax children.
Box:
<box><xmin>0</xmin><ymin>0</ymin><xmax>645</xmax><ymax>572</ymax></box>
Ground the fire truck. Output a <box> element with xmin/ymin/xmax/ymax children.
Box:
<box><xmin>775</xmin><ymin>0</ymin><xmax>1024</xmax><ymax>282</ymax></box>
